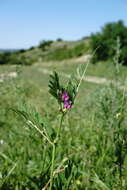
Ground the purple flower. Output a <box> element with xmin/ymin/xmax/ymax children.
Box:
<box><xmin>64</xmin><ymin>101</ymin><xmax>72</xmax><ymax>109</ymax></box>
<box><xmin>61</xmin><ymin>92</ymin><xmax>70</xmax><ymax>102</ymax></box>
<box><xmin>60</xmin><ymin>91</ymin><xmax>72</xmax><ymax>110</ymax></box>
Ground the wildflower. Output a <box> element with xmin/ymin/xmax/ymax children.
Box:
<box><xmin>61</xmin><ymin>92</ymin><xmax>70</xmax><ymax>101</ymax></box>
<box><xmin>61</xmin><ymin>91</ymin><xmax>72</xmax><ymax>109</ymax></box>
<box><xmin>64</xmin><ymin>101</ymin><xmax>72</xmax><ymax>109</ymax></box>
<box><xmin>49</xmin><ymin>72</ymin><xmax>77</xmax><ymax>111</ymax></box>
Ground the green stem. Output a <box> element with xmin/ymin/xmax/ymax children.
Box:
<box><xmin>49</xmin><ymin>113</ymin><xmax>65</xmax><ymax>190</ymax></box>
<box><xmin>55</xmin><ymin>113</ymin><xmax>65</xmax><ymax>142</ymax></box>
<box><xmin>49</xmin><ymin>144</ymin><xmax>55</xmax><ymax>190</ymax></box>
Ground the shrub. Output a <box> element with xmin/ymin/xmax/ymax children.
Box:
<box><xmin>18</xmin><ymin>49</ymin><xmax>25</xmax><ymax>53</ymax></box>
<box><xmin>0</xmin><ymin>52</ymin><xmax>11</xmax><ymax>64</ymax></box>
<box><xmin>29</xmin><ymin>46</ymin><xmax>34</xmax><ymax>50</ymax></box>
<box><xmin>0</xmin><ymin>52</ymin><xmax>34</xmax><ymax>65</ymax></box>
<box><xmin>10</xmin><ymin>55</ymin><xmax>32</xmax><ymax>65</ymax></box>
<box><xmin>39</xmin><ymin>40</ymin><xmax>53</xmax><ymax>51</ymax></box>
<box><xmin>56</xmin><ymin>38</ymin><xmax>63</xmax><ymax>42</ymax></box>
<box><xmin>91</xmin><ymin>20</ymin><xmax>127</xmax><ymax>65</ymax></box>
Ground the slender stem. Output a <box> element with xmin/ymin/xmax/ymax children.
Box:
<box><xmin>76</xmin><ymin>60</ymin><xmax>90</xmax><ymax>94</ymax></box>
<box><xmin>49</xmin><ymin>113</ymin><xmax>65</xmax><ymax>190</ymax></box>
<box><xmin>27</xmin><ymin>120</ymin><xmax>53</xmax><ymax>146</ymax></box>
<box><xmin>55</xmin><ymin>113</ymin><xmax>65</xmax><ymax>142</ymax></box>
<box><xmin>49</xmin><ymin>143</ymin><xmax>55</xmax><ymax>190</ymax></box>
<box><xmin>76</xmin><ymin>47</ymin><xmax>98</xmax><ymax>96</ymax></box>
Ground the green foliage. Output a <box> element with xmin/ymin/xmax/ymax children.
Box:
<box><xmin>91</xmin><ymin>20</ymin><xmax>127</xmax><ymax>65</ymax></box>
<box><xmin>39</xmin><ymin>40</ymin><xmax>53</xmax><ymax>51</ymax></box>
<box><xmin>56</xmin><ymin>38</ymin><xmax>63</xmax><ymax>42</ymax></box>
<box><xmin>10</xmin><ymin>55</ymin><xmax>33</xmax><ymax>65</ymax></box>
<box><xmin>48</xmin><ymin>71</ymin><xmax>61</xmax><ymax>101</ymax></box>
<box><xmin>90</xmin><ymin>81</ymin><xmax>127</xmax><ymax>187</ymax></box>
<box><xmin>49</xmin><ymin>72</ymin><xmax>79</xmax><ymax>108</ymax></box>
<box><xmin>0</xmin><ymin>52</ymin><xmax>11</xmax><ymax>64</ymax></box>
<box><xmin>18</xmin><ymin>49</ymin><xmax>25</xmax><ymax>53</ymax></box>
<box><xmin>45</xmin><ymin>43</ymin><xmax>89</xmax><ymax>61</ymax></box>
<box><xmin>0</xmin><ymin>52</ymin><xmax>33</xmax><ymax>65</ymax></box>
<box><xmin>29</xmin><ymin>46</ymin><xmax>35</xmax><ymax>50</ymax></box>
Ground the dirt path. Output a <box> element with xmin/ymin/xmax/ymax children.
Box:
<box><xmin>38</xmin><ymin>68</ymin><xmax>110</xmax><ymax>85</ymax></box>
<box><xmin>0</xmin><ymin>54</ymin><xmax>110</xmax><ymax>85</ymax></box>
<box><xmin>35</xmin><ymin>54</ymin><xmax>111</xmax><ymax>85</ymax></box>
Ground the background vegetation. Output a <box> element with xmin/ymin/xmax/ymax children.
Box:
<box><xmin>90</xmin><ymin>20</ymin><xmax>127</xmax><ymax>65</ymax></box>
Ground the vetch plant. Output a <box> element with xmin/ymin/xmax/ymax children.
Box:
<box><xmin>48</xmin><ymin>60</ymin><xmax>90</xmax><ymax>189</ymax></box>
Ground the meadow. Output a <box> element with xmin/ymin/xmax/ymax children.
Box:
<box><xmin>1</xmin><ymin>40</ymin><xmax>127</xmax><ymax>190</ymax></box>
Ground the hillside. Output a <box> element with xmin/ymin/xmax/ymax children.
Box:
<box><xmin>0</xmin><ymin>38</ymin><xmax>91</xmax><ymax>65</ymax></box>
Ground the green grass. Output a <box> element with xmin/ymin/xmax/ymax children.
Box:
<box><xmin>0</xmin><ymin>59</ymin><xmax>127</xmax><ymax>189</ymax></box>
<box><xmin>33</xmin><ymin>58</ymin><xmax>127</xmax><ymax>81</ymax></box>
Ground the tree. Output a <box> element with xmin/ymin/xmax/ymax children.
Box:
<box><xmin>39</xmin><ymin>40</ymin><xmax>53</xmax><ymax>51</ymax></box>
<box><xmin>91</xmin><ymin>20</ymin><xmax>127</xmax><ymax>65</ymax></box>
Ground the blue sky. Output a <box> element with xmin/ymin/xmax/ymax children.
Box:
<box><xmin>0</xmin><ymin>0</ymin><xmax>127</xmax><ymax>49</ymax></box>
